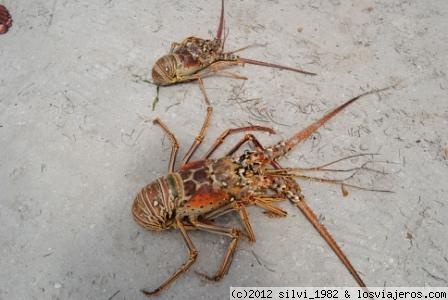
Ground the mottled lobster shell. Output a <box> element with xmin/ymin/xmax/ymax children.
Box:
<box><xmin>0</xmin><ymin>5</ymin><xmax>12</xmax><ymax>34</ymax></box>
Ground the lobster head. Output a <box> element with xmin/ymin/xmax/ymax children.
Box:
<box><xmin>132</xmin><ymin>178</ymin><xmax>174</xmax><ymax>231</ymax></box>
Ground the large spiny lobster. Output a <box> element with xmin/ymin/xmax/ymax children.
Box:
<box><xmin>132</xmin><ymin>86</ymin><xmax>394</xmax><ymax>296</ymax></box>
<box><xmin>151</xmin><ymin>0</ymin><xmax>316</xmax><ymax>106</ymax></box>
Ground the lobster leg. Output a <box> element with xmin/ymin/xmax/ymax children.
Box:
<box><xmin>190</xmin><ymin>219</ymin><xmax>241</xmax><ymax>281</ymax></box>
<box><xmin>202</xmin><ymin>125</ymin><xmax>274</xmax><ymax>159</ymax></box>
<box><xmin>211</xmin><ymin>196</ymin><xmax>287</xmax><ymax>218</ymax></box>
<box><xmin>225</xmin><ymin>133</ymin><xmax>267</xmax><ymax>156</ymax></box>
<box><xmin>197</xmin><ymin>77</ymin><xmax>211</xmax><ymax>106</ymax></box>
<box><xmin>182</xmin><ymin>81</ymin><xmax>270</xmax><ymax>165</ymax></box>
<box><xmin>250</xmin><ymin>197</ymin><xmax>288</xmax><ymax>218</ymax></box>
<box><xmin>153</xmin><ymin>118</ymin><xmax>179</xmax><ymax>172</ymax></box>
<box><xmin>141</xmin><ymin>218</ymin><xmax>198</xmax><ymax>296</ymax></box>
<box><xmin>187</xmin><ymin>60</ymin><xmax>247</xmax><ymax>80</ymax></box>
<box><xmin>176</xmin><ymin>62</ymin><xmax>248</xmax><ymax>110</ymax></box>
<box><xmin>221</xmin><ymin>132</ymin><xmax>286</xmax><ymax>172</ymax></box>
<box><xmin>181</xmin><ymin>103</ymin><xmax>213</xmax><ymax>165</ymax></box>
<box><xmin>180</xmin><ymin>75</ymin><xmax>217</xmax><ymax>165</ymax></box>
<box><xmin>202</xmin><ymin>200</ymin><xmax>256</xmax><ymax>242</ymax></box>
<box><xmin>189</xmin><ymin>63</ymin><xmax>245</xmax><ymax>104</ymax></box>
<box><xmin>175</xmin><ymin>61</ymin><xmax>247</xmax><ymax>85</ymax></box>
<box><xmin>187</xmin><ymin>61</ymin><xmax>248</xmax><ymax>82</ymax></box>
<box><xmin>182</xmin><ymin>65</ymin><xmax>285</xmax><ymax>164</ymax></box>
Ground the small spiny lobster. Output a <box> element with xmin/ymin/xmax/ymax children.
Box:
<box><xmin>151</xmin><ymin>0</ymin><xmax>316</xmax><ymax>106</ymax></box>
<box><xmin>132</xmin><ymin>85</ymin><xmax>394</xmax><ymax>296</ymax></box>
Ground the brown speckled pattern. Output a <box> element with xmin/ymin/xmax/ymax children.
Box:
<box><xmin>178</xmin><ymin>161</ymin><xmax>212</xmax><ymax>201</ymax></box>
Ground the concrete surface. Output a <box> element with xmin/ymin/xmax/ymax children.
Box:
<box><xmin>1</xmin><ymin>0</ymin><xmax>447</xmax><ymax>299</ymax></box>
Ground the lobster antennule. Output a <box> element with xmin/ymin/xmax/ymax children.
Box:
<box><xmin>237</xmin><ymin>57</ymin><xmax>317</xmax><ymax>76</ymax></box>
<box><xmin>267</xmin><ymin>85</ymin><xmax>395</xmax><ymax>160</ymax></box>
<box><xmin>216</xmin><ymin>0</ymin><xmax>225</xmax><ymax>40</ymax></box>
<box><xmin>266</xmin><ymin>169</ymin><xmax>394</xmax><ymax>194</ymax></box>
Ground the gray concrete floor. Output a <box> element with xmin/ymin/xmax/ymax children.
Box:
<box><xmin>1</xmin><ymin>0</ymin><xmax>447</xmax><ymax>299</ymax></box>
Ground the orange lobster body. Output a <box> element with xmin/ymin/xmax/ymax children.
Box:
<box><xmin>133</xmin><ymin>153</ymin><xmax>275</xmax><ymax>229</ymax></box>
<box><xmin>177</xmin><ymin>159</ymin><xmax>233</xmax><ymax>217</ymax></box>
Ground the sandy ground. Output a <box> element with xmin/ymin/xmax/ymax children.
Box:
<box><xmin>1</xmin><ymin>0</ymin><xmax>447</xmax><ymax>299</ymax></box>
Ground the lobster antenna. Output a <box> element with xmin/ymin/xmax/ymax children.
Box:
<box><xmin>237</xmin><ymin>57</ymin><xmax>317</xmax><ymax>76</ymax></box>
<box><xmin>268</xmin><ymin>85</ymin><xmax>395</xmax><ymax>160</ymax></box>
<box><xmin>216</xmin><ymin>0</ymin><xmax>225</xmax><ymax>40</ymax></box>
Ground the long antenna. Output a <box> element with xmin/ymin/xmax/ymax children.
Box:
<box><xmin>216</xmin><ymin>0</ymin><xmax>225</xmax><ymax>40</ymax></box>
<box><xmin>268</xmin><ymin>86</ymin><xmax>395</xmax><ymax>160</ymax></box>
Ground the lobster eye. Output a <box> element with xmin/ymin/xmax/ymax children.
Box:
<box><xmin>151</xmin><ymin>55</ymin><xmax>177</xmax><ymax>85</ymax></box>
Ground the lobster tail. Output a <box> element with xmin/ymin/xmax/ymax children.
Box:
<box><xmin>152</xmin><ymin>54</ymin><xmax>178</xmax><ymax>85</ymax></box>
<box><xmin>267</xmin><ymin>86</ymin><xmax>395</xmax><ymax>160</ymax></box>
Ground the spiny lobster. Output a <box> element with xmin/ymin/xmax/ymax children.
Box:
<box><xmin>151</xmin><ymin>0</ymin><xmax>316</xmax><ymax>107</ymax></box>
<box><xmin>132</xmin><ymin>86</ymin><xmax>394</xmax><ymax>296</ymax></box>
